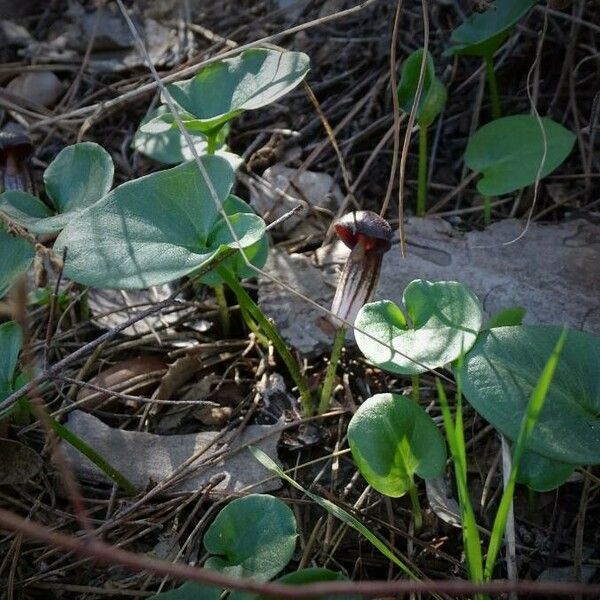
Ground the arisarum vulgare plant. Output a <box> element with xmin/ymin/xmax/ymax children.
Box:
<box><xmin>347</xmin><ymin>275</ymin><xmax>600</xmax><ymax>585</ymax></box>
<box><xmin>131</xmin><ymin>47</ymin><xmax>309</xmax><ymax>341</ymax></box>
<box><xmin>319</xmin><ymin>211</ymin><xmax>392</xmax><ymax>414</ymax></box>
<box><xmin>49</xmin><ymin>47</ymin><xmax>314</xmax><ymax>416</ymax></box>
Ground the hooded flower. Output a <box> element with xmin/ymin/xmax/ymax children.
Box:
<box><xmin>330</xmin><ymin>210</ymin><xmax>392</xmax><ymax>327</ymax></box>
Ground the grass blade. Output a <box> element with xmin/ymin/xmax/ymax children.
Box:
<box><xmin>48</xmin><ymin>416</ymin><xmax>138</xmax><ymax>496</ymax></box>
<box><xmin>436</xmin><ymin>378</ymin><xmax>484</xmax><ymax>589</ymax></box>
<box><xmin>483</xmin><ymin>328</ymin><xmax>568</xmax><ymax>579</ymax></box>
<box><xmin>21</xmin><ymin>399</ymin><xmax>137</xmax><ymax>495</ymax></box>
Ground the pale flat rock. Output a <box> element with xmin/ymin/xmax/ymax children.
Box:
<box><xmin>259</xmin><ymin>217</ymin><xmax>600</xmax><ymax>355</ymax></box>
<box><xmin>61</xmin><ymin>410</ymin><xmax>282</xmax><ymax>495</ymax></box>
<box><xmin>259</xmin><ymin>250</ymin><xmax>336</xmax><ymax>355</ymax></box>
<box><xmin>248</xmin><ymin>164</ymin><xmax>342</xmax><ymax>234</ymax></box>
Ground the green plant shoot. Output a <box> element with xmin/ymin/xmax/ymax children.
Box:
<box><xmin>348</xmin><ymin>393</ymin><xmax>447</xmax><ymax>530</ymax></box>
<box><xmin>446</xmin><ymin>0</ymin><xmax>537</xmax><ymax>119</ymax></box>
<box><xmin>397</xmin><ymin>49</ymin><xmax>447</xmax><ymax>215</ymax></box>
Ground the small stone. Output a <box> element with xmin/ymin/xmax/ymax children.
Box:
<box><xmin>249</xmin><ymin>164</ymin><xmax>342</xmax><ymax>234</ymax></box>
<box><xmin>6</xmin><ymin>71</ymin><xmax>63</xmax><ymax>107</ymax></box>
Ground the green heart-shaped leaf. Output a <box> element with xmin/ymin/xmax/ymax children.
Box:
<box><xmin>465</xmin><ymin>115</ymin><xmax>575</xmax><ymax>196</ymax></box>
<box><xmin>446</xmin><ymin>0</ymin><xmax>537</xmax><ymax>57</ymax></box>
<box><xmin>397</xmin><ymin>49</ymin><xmax>447</xmax><ymax>128</ymax></box>
<box><xmin>0</xmin><ymin>143</ymin><xmax>114</xmax><ymax>236</ymax></box>
<box><xmin>0</xmin><ymin>226</ymin><xmax>35</xmax><ymax>299</ymax></box>
<box><xmin>198</xmin><ymin>195</ymin><xmax>268</xmax><ymax>285</ymax></box>
<box><xmin>54</xmin><ymin>156</ymin><xmax>265</xmax><ymax>289</ymax></box>
<box><xmin>348</xmin><ymin>393</ymin><xmax>446</xmax><ymax>497</ymax></box>
<box><xmin>458</xmin><ymin>325</ymin><xmax>600</xmax><ymax>465</ymax></box>
<box><xmin>517</xmin><ymin>449</ymin><xmax>574</xmax><ymax>492</ymax></box>
<box><xmin>355</xmin><ymin>280</ymin><xmax>483</xmax><ymax>375</ymax></box>
<box><xmin>43</xmin><ymin>142</ymin><xmax>114</xmax><ymax>226</ymax></box>
<box><xmin>167</xmin><ymin>48</ymin><xmax>310</xmax><ymax>133</ymax></box>
<box><xmin>203</xmin><ymin>494</ymin><xmax>297</xmax><ymax>580</ymax></box>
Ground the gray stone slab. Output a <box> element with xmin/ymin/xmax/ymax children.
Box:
<box><xmin>259</xmin><ymin>217</ymin><xmax>600</xmax><ymax>355</ymax></box>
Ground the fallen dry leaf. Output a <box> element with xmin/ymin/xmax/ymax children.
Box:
<box><xmin>0</xmin><ymin>438</ymin><xmax>42</xmax><ymax>485</ymax></box>
<box><xmin>61</xmin><ymin>410</ymin><xmax>283</xmax><ymax>494</ymax></box>
<box><xmin>76</xmin><ymin>356</ymin><xmax>167</xmax><ymax>411</ymax></box>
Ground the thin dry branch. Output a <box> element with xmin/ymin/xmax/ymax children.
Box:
<box><xmin>2</xmin><ymin>508</ymin><xmax>600</xmax><ymax>598</ymax></box>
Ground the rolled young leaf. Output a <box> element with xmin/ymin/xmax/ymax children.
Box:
<box><xmin>397</xmin><ymin>49</ymin><xmax>447</xmax><ymax>128</ymax></box>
